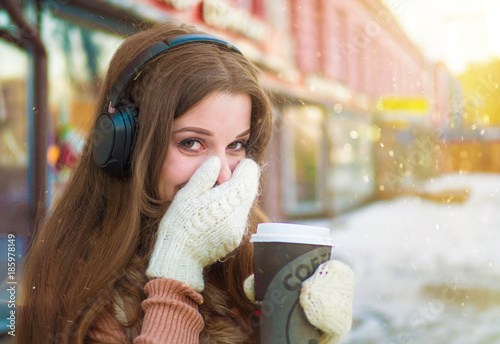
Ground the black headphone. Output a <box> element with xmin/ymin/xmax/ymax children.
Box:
<box><xmin>92</xmin><ymin>33</ymin><xmax>243</xmax><ymax>177</ymax></box>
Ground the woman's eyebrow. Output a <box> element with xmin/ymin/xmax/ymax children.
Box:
<box><xmin>173</xmin><ymin>127</ymin><xmax>251</xmax><ymax>138</ymax></box>
<box><xmin>236</xmin><ymin>129</ymin><xmax>251</xmax><ymax>138</ymax></box>
<box><xmin>173</xmin><ymin>127</ymin><xmax>213</xmax><ymax>136</ymax></box>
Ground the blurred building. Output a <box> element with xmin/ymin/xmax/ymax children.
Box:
<box><xmin>0</xmin><ymin>0</ymin><xmax>464</xmax><ymax>234</ymax></box>
<box><xmin>258</xmin><ymin>0</ymin><xmax>463</xmax><ymax>216</ymax></box>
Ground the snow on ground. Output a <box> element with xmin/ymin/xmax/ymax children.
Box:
<box><xmin>303</xmin><ymin>173</ymin><xmax>500</xmax><ymax>343</ymax></box>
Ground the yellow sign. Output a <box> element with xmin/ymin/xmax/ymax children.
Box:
<box><xmin>377</xmin><ymin>97</ymin><xmax>429</xmax><ymax>113</ymax></box>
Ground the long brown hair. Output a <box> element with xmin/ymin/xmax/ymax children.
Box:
<box><xmin>17</xmin><ymin>20</ymin><xmax>272</xmax><ymax>344</ymax></box>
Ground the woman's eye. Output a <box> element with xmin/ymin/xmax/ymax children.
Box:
<box><xmin>180</xmin><ymin>139</ymin><xmax>203</xmax><ymax>150</ymax></box>
<box><xmin>227</xmin><ymin>141</ymin><xmax>247</xmax><ymax>151</ymax></box>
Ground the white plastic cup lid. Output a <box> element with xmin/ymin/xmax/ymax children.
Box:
<box><xmin>251</xmin><ymin>222</ymin><xmax>335</xmax><ymax>246</ymax></box>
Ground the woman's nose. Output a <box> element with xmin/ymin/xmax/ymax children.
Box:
<box><xmin>216</xmin><ymin>155</ymin><xmax>235</xmax><ymax>185</ymax></box>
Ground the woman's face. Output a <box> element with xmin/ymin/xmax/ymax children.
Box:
<box><xmin>159</xmin><ymin>92</ymin><xmax>252</xmax><ymax>201</ymax></box>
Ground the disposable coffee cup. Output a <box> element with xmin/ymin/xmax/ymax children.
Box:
<box><xmin>250</xmin><ymin>222</ymin><xmax>335</xmax><ymax>344</ymax></box>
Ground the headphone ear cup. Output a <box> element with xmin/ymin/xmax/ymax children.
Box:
<box><xmin>120</xmin><ymin>106</ymin><xmax>137</xmax><ymax>175</ymax></box>
<box><xmin>92</xmin><ymin>106</ymin><xmax>137</xmax><ymax>176</ymax></box>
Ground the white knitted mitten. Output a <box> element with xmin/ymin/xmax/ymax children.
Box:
<box><xmin>300</xmin><ymin>260</ymin><xmax>355</xmax><ymax>344</ymax></box>
<box><xmin>243</xmin><ymin>273</ymin><xmax>255</xmax><ymax>302</ymax></box>
<box><xmin>146</xmin><ymin>156</ymin><xmax>260</xmax><ymax>292</ymax></box>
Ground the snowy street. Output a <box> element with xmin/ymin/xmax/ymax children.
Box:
<box><xmin>306</xmin><ymin>173</ymin><xmax>500</xmax><ymax>343</ymax></box>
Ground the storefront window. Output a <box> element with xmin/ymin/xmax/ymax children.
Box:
<box><xmin>327</xmin><ymin>111</ymin><xmax>376</xmax><ymax>213</ymax></box>
<box><xmin>0</xmin><ymin>36</ymin><xmax>30</xmax><ymax>334</ymax></box>
<box><xmin>0</xmin><ymin>40</ymin><xmax>29</xmax><ymax>235</ymax></box>
<box><xmin>282</xmin><ymin>105</ymin><xmax>326</xmax><ymax>215</ymax></box>
<box><xmin>44</xmin><ymin>14</ymin><xmax>123</xmax><ymax>129</ymax></box>
<box><xmin>42</xmin><ymin>13</ymin><xmax>123</xmax><ymax>203</ymax></box>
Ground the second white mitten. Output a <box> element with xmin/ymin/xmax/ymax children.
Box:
<box><xmin>243</xmin><ymin>260</ymin><xmax>354</xmax><ymax>344</ymax></box>
<box><xmin>300</xmin><ymin>260</ymin><xmax>355</xmax><ymax>344</ymax></box>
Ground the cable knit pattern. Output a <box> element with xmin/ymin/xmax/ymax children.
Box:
<box><xmin>299</xmin><ymin>260</ymin><xmax>355</xmax><ymax>344</ymax></box>
<box><xmin>147</xmin><ymin>157</ymin><xmax>260</xmax><ymax>292</ymax></box>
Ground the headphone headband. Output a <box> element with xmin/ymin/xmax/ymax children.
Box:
<box><xmin>107</xmin><ymin>34</ymin><xmax>243</xmax><ymax>110</ymax></box>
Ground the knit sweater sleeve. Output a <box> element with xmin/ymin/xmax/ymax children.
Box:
<box><xmin>89</xmin><ymin>278</ymin><xmax>204</xmax><ymax>343</ymax></box>
<box><xmin>135</xmin><ymin>278</ymin><xmax>204</xmax><ymax>343</ymax></box>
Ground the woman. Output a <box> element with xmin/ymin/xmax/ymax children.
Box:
<box><xmin>17</xmin><ymin>20</ymin><xmax>354</xmax><ymax>344</ymax></box>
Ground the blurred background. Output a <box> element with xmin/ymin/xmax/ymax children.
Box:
<box><xmin>1</xmin><ymin>0</ymin><xmax>500</xmax><ymax>342</ymax></box>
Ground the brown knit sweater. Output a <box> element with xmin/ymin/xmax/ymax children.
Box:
<box><xmin>89</xmin><ymin>278</ymin><xmax>204</xmax><ymax>343</ymax></box>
